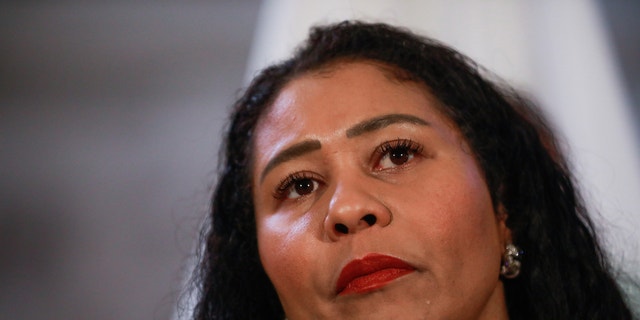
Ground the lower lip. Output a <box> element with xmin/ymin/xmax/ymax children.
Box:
<box><xmin>339</xmin><ymin>268</ymin><xmax>414</xmax><ymax>296</ymax></box>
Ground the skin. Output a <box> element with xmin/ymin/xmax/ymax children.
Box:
<box><xmin>251</xmin><ymin>62</ymin><xmax>511</xmax><ymax>319</ymax></box>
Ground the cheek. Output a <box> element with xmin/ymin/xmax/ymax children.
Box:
<box><xmin>440</xmin><ymin>180</ymin><xmax>497</xmax><ymax>248</ymax></box>
<box><xmin>401</xmin><ymin>158</ymin><xmax>500</xmax><ymax>256</ymax></box>
<box><xmin>257</xmin><ymin>212</ymin><xmax>317</xmax><ymax>292</ymax></box>
<box><xmin>435</xmin><ymin>172</ymin><xmax>503</xmax><ymax>281</ymax></box>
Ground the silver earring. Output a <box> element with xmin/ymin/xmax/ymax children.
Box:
<box><xmin>500</xmin><ymin>243</ymin><xmax>522</xmax><ymax>279</ymax></box>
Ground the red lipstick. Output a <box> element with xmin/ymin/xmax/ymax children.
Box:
<box><xmin>336</xmin><ymin>253</ymin><xmax>415</xmax><ymax>296</ymax></box>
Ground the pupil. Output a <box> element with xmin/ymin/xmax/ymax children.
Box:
<box><xmin>295</xmin><ymin>179</ymin><xmax>314</xmax><ymax>195</ymax></box>
<box><xmin>391</xmin><ymin>148</ymin><xmax>409</xmax><ymax>165</ymax></box>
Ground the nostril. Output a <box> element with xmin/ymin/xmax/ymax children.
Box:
<box><xmin>335</xmin><ymin>223</ymin><xmax>349</xmax><ymax>234</ymax></box>
<box><xmin>362</xmin><ymin>214</ymin><xmax>377</xmax><ymax>226</ymax></box>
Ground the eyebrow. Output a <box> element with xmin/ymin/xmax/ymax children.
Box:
<box><xmin>260</xmin><ymin>139</ymin><xmax>322</xmax><ymax>183</ymax></box>
<box><xmin>345</xmin><ymin>113</ymin><xmax>430</xmax><ymax>138</ymax></box>
<box><xmin>259</xmin><ymin>114</ymin><xmax>429</xmax><ymax>183</ymax></box>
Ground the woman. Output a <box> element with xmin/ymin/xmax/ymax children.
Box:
<box><xmin>191</xmin><ymin>21</ymin><xmax>634</xmax><ymax>319</ymax></box>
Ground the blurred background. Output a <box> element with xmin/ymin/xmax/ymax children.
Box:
<box><xmin>1</xmin><ymin>1</ymin><xmax>638</xmax><ymax>319</ymax></box>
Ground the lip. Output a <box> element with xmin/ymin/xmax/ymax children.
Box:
<box><xmin>336</xmin><ymin>253</ymin><xmax>415</xmax><ymax>296</ymax></box>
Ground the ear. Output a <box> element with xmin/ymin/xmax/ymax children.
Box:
<box><xmin>495</xmin><ymin>203</ymin><xmax>513</xmax><ymax>248</ymax></box>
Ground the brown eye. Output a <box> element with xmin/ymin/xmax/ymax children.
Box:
<box><xmin>389</xmin><ymin>147</ymin><xmax>410</xmax><ymax>165</ymax></box>
<box><xmin>375</xmin><ymin>139</ymin><xmax>422</xmax><ymax>171</ymax></box>
<box><xmin>379</xmin><ymin>147</ymin><xmax>414</xmax><ymax>169</ymax></box>
<box><xmin>294</xmin><ymin>178</ymin><xmax>316</xmax><ymax>196</ymax></box>
<box><xmin>274</xmin><ymin>172</ymin><xmax>322</xmax><ymax>200</ymax></box>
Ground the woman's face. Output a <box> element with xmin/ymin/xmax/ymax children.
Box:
<box><xmin>252</xmin><ymin>62</ymin><xmax>510</xmax><ymax>319</ymax></box>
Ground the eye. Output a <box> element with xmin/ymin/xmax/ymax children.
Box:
<box><xmin>375</xmin><ymin>139</ymin><xmax>423</xmax><ymax>170</ymax></box>
<box><xmin>273</xmin><ymin>172</ymin><xmax>321</xmax><ymax>200</ymax></box>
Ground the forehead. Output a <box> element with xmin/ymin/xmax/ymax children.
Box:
<box><xmin>258</xmin><ymin>62</ymin><xmax>441</xmax><ymax>133</ymax></box>
<box><xmin>251</xmin><ymin>62</ymin><xmax>452</xmax><ymax>168</ymax></box>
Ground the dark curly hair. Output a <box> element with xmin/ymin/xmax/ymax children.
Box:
<box><xmin>191</xmin><ymin>21</ymin><xmax>634</xmax><ymax>319</ymax></box>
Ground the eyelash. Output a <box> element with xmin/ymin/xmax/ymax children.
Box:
<box><xmin>273</xmin><ymin>171</ymin><xmax>322</xmax><ymax>200</ymax></box>
<box><xmin>271</xmin><ymin>138</ymin><xmax>423</xmax><ymax>200</ymax></box>
<box><xmin>374</xmin><ymin>138</ymin><xmax>423</xmax><ymax>167</ymax></box>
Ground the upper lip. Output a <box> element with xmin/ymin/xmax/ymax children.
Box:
<box><xmin>336</xmin><ymin>253</ymin><xmax>415</xmax><ymax>295</ymax></box>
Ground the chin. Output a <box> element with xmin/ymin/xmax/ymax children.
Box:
<box><xmin>288</xmin><ymin>299</ymin><xmax>435</xmax><ymax>320</ymax></box>
<box><xmin>284</xmin><ymin>287</ymin><xmax>436</xmax><ymax>320</ymax></box>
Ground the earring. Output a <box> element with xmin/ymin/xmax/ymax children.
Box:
<box><xmin>500</xmin><ymin>243</ymin><xmax>523</xmax><ymax>279</ymax></box>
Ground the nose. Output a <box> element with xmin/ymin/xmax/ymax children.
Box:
<box><xmin>324</xmin><ymin>178</ymin><xmax>392</xmax><ymax>241</ymax></box>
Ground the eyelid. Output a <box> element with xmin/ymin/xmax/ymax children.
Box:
<box><xmin>269</xmin><ymin>139</ymin><xmax>423</xmax><ymax>200</ymax></box>
<box><xmin>372</xmin><ymin>138</ymin><xmax>424</xmax><ymax>170</ymax></box>
<box><xmin>272</xmin><ymin>171</ymin><xmax>323</xmax><ymax>200</ymax></box>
